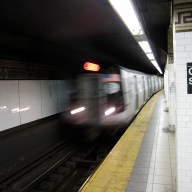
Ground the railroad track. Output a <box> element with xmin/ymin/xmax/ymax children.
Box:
<box><xmin>0</xmin><ymin>129</ymin><xmax>124</xmax><ymax>192</ymax></box>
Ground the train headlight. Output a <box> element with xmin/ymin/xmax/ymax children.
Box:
<box><xmin>71</xmin><ymin>107</ymin><xmax>85</xmax><ymax>115</ymax></box>
<box><xmin>105</xmin><ymin>107</ymin><xmax>115</xmax><ymax>116</ymax></box>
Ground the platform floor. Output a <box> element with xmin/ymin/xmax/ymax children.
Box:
<box><xmin>81</xmin><ymin>91</ymin><xmax>176</xmax><ymax>192</ymax></box>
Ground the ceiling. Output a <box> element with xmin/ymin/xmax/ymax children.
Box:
<box><xmin>0</xmin><ymin>0</ymin><xmax>172</xmax><ymax>77</ymax></box>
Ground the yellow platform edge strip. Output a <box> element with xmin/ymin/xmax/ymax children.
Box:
<box><xmin>81</xmin><ymin>91</ymin><xmax>163</xmax><ymax>192</ymax></box>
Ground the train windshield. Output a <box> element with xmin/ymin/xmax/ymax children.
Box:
<box><xmin>102</xmin><ymin>74</ymin><xmax>124</xmax><ymax>113</ymax></box>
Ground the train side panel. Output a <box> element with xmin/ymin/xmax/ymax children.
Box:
<box><xmin>120</xmin><ymin>70</ymin><xmax>135</xmax><ymax>122</ymax></box>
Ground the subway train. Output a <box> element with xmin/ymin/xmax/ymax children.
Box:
<box><xmin>64</xmin><ymin>65</ymin><xmax>163</xmax><ymax>139</ymax></box>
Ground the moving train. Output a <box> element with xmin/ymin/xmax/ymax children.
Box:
<box><xmin>64</xmin><ymin>65</ymin><xmax>163</xmax><ymax>139</ymax></box>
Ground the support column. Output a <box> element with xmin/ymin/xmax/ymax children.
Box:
<box><xmin>167</xmin><ymin>6</ymin><xmax>176</xmax><ymax>132</ymax></box>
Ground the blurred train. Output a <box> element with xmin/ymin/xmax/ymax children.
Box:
<box><xmin>64</xmin><ymin>66</ymin><xmax>163</xmax><ymax>139</ymax></box>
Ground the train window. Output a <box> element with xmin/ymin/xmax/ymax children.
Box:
<box><xmin>103</xmin><ymin>82</ymin><xmax>120</xmax><ymax>94</ymax></box>
<box><xmin>104</xmin><ymin>82</ymin><xmax>124</xmax><ymax>112</ymax></box>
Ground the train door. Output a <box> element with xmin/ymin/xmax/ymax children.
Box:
<box><xmin>147</xmin><ymin>77</ymin><xmax>152</xmax><ymax>96</ymax></box>
<box><xmin>156</xmin><ymin>77</ymin><xmax>159</xmax><ymax>92</ymax></box>
<box><xmin>77</xmin><ymin>74</ymin><xmax>105</xmax><ymax>125</ymax></box>
<box><xmin>155</xmin><ymin>77</ymin><xmax>158</xmax><ymax>91</ymax></box>
<box><xmin>142</xmin><ymin>76</ymin><xmax>145</xmax><ymax>102</ymax></box>
<box><xmin>134</xmin><ymin>75</ymin><xmax>139</xmax><ymax>111</ymax></box>
<box><xmin>158</xmin><ymin>77</ymin><xmax>162</xmax><ymax>89</ymax></box>
<box><xmin>151</xmin><ymin>77</ymin><xmax>154</xmax><ymax>93</ymax></box>
<box><xmin>121</xmin><ymin>77</ymin><xmax>129</xmax><ymax>109</ymax></box>
<box><xmin>144</xmin><ymin>76</ymin><xmax>148</xmax><ymax>100</ymax></box>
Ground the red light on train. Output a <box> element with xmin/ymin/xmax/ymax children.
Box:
<box><xmin>83</xmin><ymin>62</ymin><xmax>100</xmax><ymax>72</ymax></box>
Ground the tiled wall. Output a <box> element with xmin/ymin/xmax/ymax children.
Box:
<box><xmin>174</xmin><ymin>1</ymin><xmax>192</xmax><ymax>191</ymax></box>
<box><xmin>41</xmin><ymin>80</ymin><xmax>58</xmax><ymax>118</ymax></box>
<box><xmin>19</xmin><ymin>81</ymin><xmax>42</xmax><ymax>124</ymax></box>
<box><xmin>0</xmin><ymin>80</ymin><xmax>69</xmax><ymax>132</ymax></box>
<box><xmin>0</xmin><ymin>81</ymin><xmax>21</xmax><ymax>130</ymax></box>
<box><xmin>167</xmin><ymin>64</ymin><xmax>176</xmax><ymax>130</ymax></box>
<box><xmin>175</xmin><ymin>31</ymin><xmax>192</xmax><ymax>192</ymax></box>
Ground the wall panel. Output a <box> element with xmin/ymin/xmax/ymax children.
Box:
<box><xmin>41</xmin><ymin>80</ymin><xmax>58</xmax><ymax>118</ymax></box>
<box><xmin>0</xmin><ymin>81</ymin><xmax>20</xmax><ymax>131</ymax></box>
<box><xmin>19</xmin><ymin>81</ymin><xmax>42</xmax><ymax>124</ymax></box>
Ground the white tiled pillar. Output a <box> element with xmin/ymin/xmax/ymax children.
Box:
<box><xmin>174</xmin><ymin>1</ymin><xmax>192</xmax><ymax>191</ymax></box>
<box><xmin>167</xmin><ymin>64</ymin><xmax>176</xmax><ymax>131</ymax></box>
<box><xmin>165</xmin><ymin>9</ymin><xmax>176</xmax><ymax>132</ymax></box>
<box><xmin>164</xmin><ymin>63</ymin><xmax>176</xmax><ymax>132</ymax></box>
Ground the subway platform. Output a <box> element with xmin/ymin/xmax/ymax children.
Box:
<box><xmin>81</xmin><ymin>91</ymin><xmax>176</xmax><ymax>192</ymax></box>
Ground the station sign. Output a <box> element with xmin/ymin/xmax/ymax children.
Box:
<box><xmin>187</xmin><ymin>63</ymin><xmax>192</xmax><ymax>94</ymax></box>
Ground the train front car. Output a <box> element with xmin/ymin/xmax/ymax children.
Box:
<box><xmin>65</xmin><ymin>71</ymin><xmax>126</xmax><ymax>138</ymax></box>
<box><xmin>69</xmin><ymin>74</ymin><xmax>104</xmax><ymax>128</ymax></box>
<box><xmin>64</xmin><ymin>73</ymin><xmax>104</xmax><ymax>140</ymax></box>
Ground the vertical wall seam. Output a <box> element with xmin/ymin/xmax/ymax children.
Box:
<box><xmin>18</xmin><ymin>80</ymin><xmax>21</xmax><ymax>125</ymax></box>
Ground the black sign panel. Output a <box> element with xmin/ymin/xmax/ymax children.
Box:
<box><xmin>187</xmin><ymin>63</ymin><xmax>192</xmax><ymax>94</ymax></box>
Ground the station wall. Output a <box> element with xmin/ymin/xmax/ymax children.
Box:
<box><xmin>173</xmin><ymin>1</ymin><xmax>192</xmax><ymax>191</ymax></box>
<box><xmin>0</xmin><ymin>80</ymin><xmax>69</xmax><ymax>132</ymax></box>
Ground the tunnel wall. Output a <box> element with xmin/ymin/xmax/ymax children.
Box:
<box><xmin>0</xmin><ymin>80</ymin><xmax>70</xmax><ymax>132</ymax></box>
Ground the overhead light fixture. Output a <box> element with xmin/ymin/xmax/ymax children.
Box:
<box><xmin>151</xmin><ymin>60</ymin><xmax>158</xmax><ymax>67</ymax></box>
<box><xmin>108</xmin><ymin>0</ymin><xmax>163</xmax><ymax>74</ymax></box>
<box><xmin>156</xmin><ymin>67</ymin><xmax>162</xmax><ymax>74</ymax></box>
<box><xmin>108</xmin><ymin>0</ymin><xmax>143</xmax><ymax>35</ymax></box>
<box><xmin>146</xmin><ymin>53</ymin><xmax>155</xmax><ymax>60</ymax></box>
<box><xmin>138</xmin><ymin>41</ymin><xmax>152</xmax><ymax>53</ymax></box>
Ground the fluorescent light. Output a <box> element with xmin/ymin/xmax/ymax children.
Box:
<box><xmin>151</xmin><ymin>60</ymin><xmax>158</xmax><ymax>67</ymax></box>
<box><xmin>146</xmin><ymin>53</ymin><xmax>155</xmax><ymax>60</ymax></box>
<box><xmin>108</xmin><ymin>0</ymin><xmax>163</xmax><ymax>74</ymax></box>
<box><xmin>138</xmin><ymin>41</ymin><xmax>152</xmax><ymax>53</ymax></box>
<box><xmin>108</xmin><ymin>0</ymin><xmax>143</xmax><ymax>35</ymax></box>
<box><xmin>71</xmin><ymin>107</ymin><xmax>85</xmax><ymax>115</ymax></box>
<box><xmin>156</xmin><ymin>66</ymin><xmax>162</xmax><ymax>74</ymax></box>
<box><xmin>152</xmin><ymin>60</ymin><xmax>162</xmax><ymax>74</ymax></box>
<box><xmin>158</xmin><ymin>70</ymin><xmax>162</xmax><ymax>74</ymax></box>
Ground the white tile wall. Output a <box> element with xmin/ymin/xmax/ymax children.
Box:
<box><xmin>164</xmin><ymin>69</ymin><xmax>168</xmax><ymax>107</ymax></box>
<box><xmin>19</xmin><ymin>80</ymin><xmax>42</xmax><ymax>124</ymax></box>
<box><xmin>0</xmin><ymin>80</ymin><xmax>69</xmax><ymax>132</ymax></box>
<box><xmin>176</xmin><ymin>45</ymin><xmax>185</xmax><ymax>51</ymax></box>
<box><xmin>185</xmin><ymin>32</ymin><xmax>192</xmax><ymax>38</ymax></box>
<box><xmin>41</xmin><ymin>80</ymin><xmax>58</xmax><ymax>118</ymax></box>
<box><xmin>165</xmin><ymin>64</ymin><xmax>176</xmax><ymax>129</ymax></box>
<box><xmin>0</xmin><ymin>81</ymin><xmax>20</xmax><ymax>131</ymax></box>
<box><xmin>175</xmin><ymin>58</ymin><xmax>186</xmax><ymax>65</ymax></box>
<box><xmin>185</xmin><ymin>45</ymin><xmax>192</xmax><ymax>51</ymax></box>
<box><xmin>174</xmin><ymin>29</ymin><xmax>192</xmax><ymax>192</ymax></box>
<box><xmin>175</xmin><ymin>32</ymin><xmax>185</xmax><ymax>39</ymax></box>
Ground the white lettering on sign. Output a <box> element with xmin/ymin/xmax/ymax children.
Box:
<box><xmin>189</xmin><ymin>77</ymin><xmax>192</xmax><ymax>85</ymax></box>
<box><xmin>187</xmin><ymin>63</ymin><xmax>192</xmax><ymax>94</ymax></box>
<box><xmin>189</xmin><ymin>68</ymin><xmax>192</xmax><ymax>75</ymax></box>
